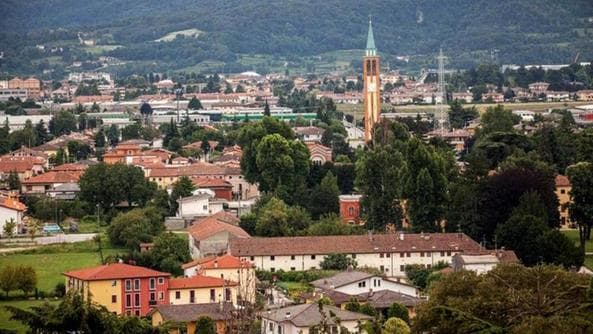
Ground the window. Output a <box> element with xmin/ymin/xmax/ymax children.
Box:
<box><xmin>112</xmin><ymin>280</ymin><xmax>117</xmax><ymax>287</ymax></box>
<box><xmin>225</xmin><ymin>288</ymin><xmax>231</xmax><ymax>301</ymax></box>
<box><xmin>175</xmin><ymin>291</ymin><xmax>181</xmax><ymax>299</ymax></box>
<box><xmin>379</xmin><ymin>253</ymin><xmax>384</xmax><ymax>258</ymax></box>
<box><xmin>349</xmin><ymin>207</ymin><xmax>354</xmax><ymax>215</ymax></box>
<box><xmin>250</xmin><ymin>256</ymin><xmax>255</xmax><ymax>261</ymax></box>
<box><xmin>380</xmin><ymin>265</ymin><xmax>385</xmax><ymax>272</ymax></box>
<box><xmin>400</xmin><ymin>252</ymin><xmax>404</xmax><ymax>258</ymax></box>
<box><xmin>440</xmin><ymin>251</ymin><xmax>445</xmax><ymax>257</ymax></box>
<box><xmin>427</xmin><ymin>264</ymin><xmax>432</xmax><ymax>269</ymax></box>
<box><xmin>125</xmin><ymin>279</ymin><xmax>132</xmax><ymax>291</ymax></box>
<box><xmin>400</xmin><ymin>265</ymin><xmax>405</xmax><ymax>272</ymax></box>
<box><xmin>351</xmin><ymin>254</ymin><xmax>356</xmax><ymax>259</ymax></box>
<box><xmin>278</xmin><ymin>325</ymin><xmax>283</xmax><ymax>334</ymax></box>
<box><xmin>125</xmin><ymin>294</ymin><xmax>132</xmax><ymax>308</ymax></box>
<box><xmin>406</xmin><ymin>252</ymin><xmax>411</xmax><ymax>257</ymax></box>
<box><xmin>311</xmin><ymin>255</ymin><xmax>316</xmax><ymax>260</ymax></box>
<box><xmin>133</xmin><ymin>279</ymin><xmax>140</xmax><ymax>291</ymax></box>
<box><xmin>158</xmin><ymin>277</ymin><xmax>164</xmax><ymax>285</ymax></box>
<box><xmin>134</xmin><ymin>310</ymin><xmax>140</xmax><ymax>316</ymax></box>
<box><xmin>291</xmin><ymin>255</ymin><xmax>296</xmax><ymax>260</ymax></box>
<box><xmin>386</xmin><ymin>253</ymin><xmax>390</xmax><ymax>258</ymax></box>
<box><xmin>269</xmin><ymin>322</ymin><xmax>274</xmax><ymax>331</ymax></box>
<box><xmin>111</xmin><ymin>295</ymin><xmax>117</xmax><ymax>303</ymax></box>
<box><xmin>270</xmin><ymin>256</ymin><xmax>275</xmax><ymax>261</ymax></box>
<box><xmin>203</xmin><ymin>205</ymin><xmax>208</xmax><ymax>210</ymax></box>
<box><xmin>134</xmin><ymin>293</ymin><xmax>140</xmax><ymax>307</ymax></box>
<box><xmin>561</xmin><ymin>189</ymin><xmax>566</xmax><ymax>194</ymax></box>
<box><xmin>290</xmin><ymin>267</ymin><xmax>296</xmax><ymax>271</ymax></box>
<box><xmin>447</xmin><ymin>251</ymin><xmax>452</xmax><ymax>256</ymax></box>
<box><xmin>358</xmin><ymin>281</ymin><xmax>366</xmax><ymax>288</ymax></box>
<box><xmin>149</xmin><ymin>278</ymin><xmax>156</xmax><ymax>290</ymax></box>
<box><xmin>210</xmin><ymin>289</ymin><xmax>215</xmax><ymax>302</ymax></box>
<box><xmin>190</xmin><ymin>290</ymin><xmax>196</xmax><ymax>303</ymax></box>
<box><xmin>420</xmin><ymin>252</ymin><xmax>424</xmax><ymax>257</ymax></box>
<box><xmin>270</xmin><ymin>268</ymin><xmax>275</xmax><ymax>273</ymax></box>
<box><xmin>126</xmin><ymin>310</ymin><xmax>131</xmax><ymax>316</ymax></box>
<box><xmin>150</xmin><ymin>292</ymin><xmax>156</xmax><ymax>302</ymax></box>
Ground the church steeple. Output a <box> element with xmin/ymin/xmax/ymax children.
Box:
<box><xmin>365</xmin><ymin>17</ymin><xmax>377</xmax><ymax>57</ymax></box>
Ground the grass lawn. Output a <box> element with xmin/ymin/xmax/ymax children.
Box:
<box><xmin>276</xmin><ymin>281</ymin><xmax>310</xmax><ymax>299</ymax></box>
<box><xmin>0</xmin><ymin>299</ymin><xmax>60</xmax><ymax>333</ymax></box>
<box><xmin>585</xmin><ymin>256</ymin><xmax>593</xmax><ymax>270</ymax></box>
<box><xmin>561</xmin><ymin>229</ymin><xmax>593</xmax><ymax>253</ymax></box>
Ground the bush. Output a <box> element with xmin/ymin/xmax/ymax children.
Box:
<box><xmin>256</xmin><ymin>269</ymin><xmax>335</xmax><ymax>283</ymax></box>
<box><xmin>54</xmin><ymin>282</ymin><xmax>66</xmax><ymax>297</ymax></box>
<box><xmin>386</xmin><ymin>302</ymin><xmax>409</xmax><ymax>324</ymax></box>
<box><xmin>320</xmin><ymin>253</ymin><xmax>357</xmax><ymax>270</ymax></box>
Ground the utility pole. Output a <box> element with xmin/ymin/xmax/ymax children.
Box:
<box><xmin>436</xmin><ymin>49</ymin><xmax>449</xmax><ymax>132</ymax></box>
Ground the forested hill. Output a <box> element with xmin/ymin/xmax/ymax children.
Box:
<box><xmin>1</xmin><ymin>0</ymin><xmax>593</xmax><ymax>73</ymax></box>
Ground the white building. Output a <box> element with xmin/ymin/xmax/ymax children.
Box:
<box><xmin>260</xmin><ymin>303</ymin><xmax>372</xmax><ymax>334</ymax></box>
<box><xmin>230</xmin><ymin>233</ymin><xmax>483</xmax><ymax>278</ymax></box>
<box><xmin>311</xmin><ymin>270</ymin><xmax>419</xmax><ymax>297</ymax></box>
<box><xmin>177</xmin><ymin>192</ymin><xmax>224</xmax><ymax>219</ymax></box>
<box><xmin>452</xmin><ymin>251</ymin><xmax>518</xmax><ymax>275</ymax></box>
<box><xmin>0</xmin><ymin>196</ymin><xmax>26</xmax><ymax>236</ymax></box>
<box><xmin>188</xmin><ymin>211</ymin><xmax>250</xmax><ymax>259</ymax></box>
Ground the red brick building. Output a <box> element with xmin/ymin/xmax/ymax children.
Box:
<box><xmin>339</xmin><ymin>194</ymin><xmax>363</xmax><ymax>224</ymax></box>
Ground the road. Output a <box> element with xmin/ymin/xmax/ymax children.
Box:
<box><xmin>0</xmin><ymin>233</ymin><xmax>97</xmax><ymax>246</ymax></box>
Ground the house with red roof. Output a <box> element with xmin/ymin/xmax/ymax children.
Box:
<box><xmin>21</xmin><ymin>170</ymin><xmax>83</xmax><ymax>195</ymax></box>
<box><xmin>0</xmin><ymin>156</ymin><xmax>46</xmax><ymax>182</ymax></box>
<box><xmin>0</xmin><ymin>195</ymin><xmax>26</xmax><ymax>236</ymax></box>
<box><xmin>182</xmin><ymin>254</ymin><xmax>256</xmax><ymax>303</ymax></box>
<box><xmin>63</xmin><ymin>263</ymin><xmax>170</xmax><ymax>316</ymax></box>
<box><xmin>192</xmin><ymin>177</ymin><xmax>234</xmax><ymax>200</ymax></box>
<box><xmin>168</xmin><ymin>275</ymin><xmax>238</xmax><ymax>305</ymax></box>
<box><xmin>187</xmin><ymin>211</ymin><xmax>249</xmax><ymax>259</ymax></box>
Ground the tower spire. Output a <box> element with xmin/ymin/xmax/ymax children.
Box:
<box><xmin>366</xmin><ymin>16</ymin><xmax>377</xmax><ymax>56</ymax></box>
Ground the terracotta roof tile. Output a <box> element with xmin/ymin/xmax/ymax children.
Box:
<box><xmin>0</xmin><ymin>196</ymin><xmax>26</xmax><ymax>211</ymax></box>
<box><xmin>63</xmin><ymin>263</ymin><xmax>170</xmax><ymax>281</ymax></box>
<box><xmin>555</xmin><ymin>174</ymin><xmax>571</xmax><ymax>187</ymax></box>
<box><xmin>22</xmin><ymin>171</ymin><xmax>82</xmax><ymax>184</ymax></box>
<box><xmin>168</xmin><ymin>275</ymin><xmax>237</xmax><ymax>289</ymax></box>
<box><xmin>230</xmin><ymin>233</ymin><xmax>482</xmax><ymax>257</ymax></box>
<box><xmin>182</xmin><ymin>254</ymin><xmax>252</xmax><ymax>270</ymax></box>
<box><xmin>188</xmin><ymin>212</ymin><xmax>248</xmax><ymax>241</ymax></box>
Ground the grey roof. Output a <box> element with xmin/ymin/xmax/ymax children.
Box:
<box><xmin>311</xmin><ymin>271</ymin><xmax>374</xmax><ymax>289</ymax></box>
<box><xmin>366</xmin><ymin>19</ymin><xmax>376</xmax><ymax>52</ymax></box>
<box><xmin>357</xmin><ymin>290</ymin><xmax>423</xmax><ymax>308</ymax></box>
<box><xmin>49</xmin><ymin>183</ymin><xmax>80</xmax><ymax>192</ymax></box>
<box><xmin>150</xmin><ymin>302</ymin><xmax>234</xmax><ymax>322</ymax></box>
<box><xmin>262</xmin><ymin>303</ymin><xmax>371</xmax><ymax>327</ymax></box>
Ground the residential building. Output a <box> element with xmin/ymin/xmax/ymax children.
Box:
<box><xmin>168</xmin><ymin>275</ymin><xmax>238</xmax><ymax>305</ymax></box>
<box><xmin>0</xmin><ymin>89</ymin><xmax>28</xmax><ymax>101</ymax></box>
<box><xmin>545</xmin><ymin>91</ymin><xmax>570</xmax><ymax>101</ymax></box>
<box><xmin>339</xmin><ymin>194</ymin><xmax>362</xmax><ymax>224</ymax></box>
<box><xmin>230</xmin><ymin>233</ymin><xmax>482</xmax><ymax>277</ymax></box>
<box><xmin>182</xmin><ymin>254</ymin><xmax>256</xmax><ymax>303</ymax></box>
<box><xmin>451</xmin><ymin>92</ymin><xmax>473</xmax><ymax>103</ymax></box>
<box><xmin>576</xmin><ymin>90</ymin><xmax>593</xmax><ymax>101</ymax></box>
<box><xmin>21</xmin><ymin>170</ymin><xmax>83</xmax><ymax>195</ymax></box>
<box><xmin>294</xmin><ymin>126</ymin><xmax>325</xmax><ymax>142</ymax></box>
<box><xmin>188</xmin><ymin>211</ymin><xmax>250</xmax><ymax>258</ymax></box>
<box><xmin>192</xmin><ymin>177</ymin><xmax>234</xmax><ymax>201</ymax></box>
<box><xmin>63</xmin><ymin>263</ymin><xmax>170</xmax><ymax>316</ymax></box>
<box><xmin>425</xmin><ymin>129</ymin><xmax>471</xmax><ymax>153</ymax></box>
<box><xmin>150</xmin><ymin>303</ymin><xmax>233</xmax><ymax>334</ymax></box>
<box><xmin>305</xmin><ymin>142</ymin><xmax>332</xmax><ymax>164</ymax></box>
<box><xmin>0</xmin><ymin>156</ymin><xmax>46</xmax><ymax>182</ymax></box>
<box><xmin>481</xmin><ymin>92</ymin><xmax>504</xmax><ymax>103</ymax></box>
<box><xmin>177</xmin><ymin>193</ymin><xmax>222</xmax><ymax>219</ymax></box>
<box><xmin>555</xmin><ymin>175</ymin><xmax>573</xmax><ymax>228</ymax></box>
<box><xmin>528</xmin><ymin>82</ymin><xmax>550</xmax><ymax>95</ymax></box>
<box><xmin>0</xmin><ymin>195</ymin><xmax>26</xmax><ymax>236</ymax></box>
<box><xmin>261</xmin><ymin>303</ymin><xmax>372</xmax><ymax>334</ymax></box>
<box><xmin>452</xmin><ymin>251</ymin><xmax>518</xmax><ymax>274</ymax></box>
<box><xmin>311</xmin><ymin>270</ymin><xmax>419</xmax><ymax>298</ymax></box>
<box><xmin>8</xmin><ymin>77</ymin><xmax>42</xmax><ymax>98</ymax></box>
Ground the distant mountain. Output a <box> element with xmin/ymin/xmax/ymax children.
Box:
<box><xmin>1</xmin><ymin>0</ymin><xmax>592</xmax><ymax>74</ymax></box>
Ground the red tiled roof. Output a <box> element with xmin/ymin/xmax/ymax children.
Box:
<box><xmin>63</xmin><ymin>263</ymin><xmax>170</xmax><ymax>281</ymax></box>
<box><xmin>555</xmin><ymin>175</ymin><xmax>571</xmax><ymax>187</ymax></box>
<box><xmin>188</xmin><ymin>211</ymin><xmax>248</xmax><ymax>241</ymax></box>
<box><xmin>192</xmin><ymin>177</ymin><xmax>233</xmax><ymax>188</ymax></box>
<box><xmin>0</xmin><ymin>156</ymin><xmax>44</xmax><ymax>172</ymax></box>
<box><xmin>148</xmin><ymin>163</ymin><xmax>228</xmax><ymax>178</ymax></box>
<box><xmin>168</xmin><ymin>275</ymin><xmax>237</xmax><ymax>289</ymax></box>
<box><xmin>230</xmin><ymin>233</ymin><xmax>482</xmax><ymax>257</ymax></box>
<box><xmin>52</xmin><ymin>163</ymin><xmax>88</xmax><ymax>172</ymax></box>
<box><xmin>22</xmin><ymin>171</ymin><xmax>82</xmax><ymax>184</ymax></box>
<box><xmin>0</xmin><ymin>197</ymin><xmax>26</xmax><ymax>211</ymax></box>
<box><xmin>182</xmin><ymin>254</ymin><xmax>252</xmax><ymax>270</ymax></box>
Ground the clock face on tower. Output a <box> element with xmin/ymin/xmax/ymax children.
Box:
<box><xmin>367</xmin><ymin>82</ymin><xmax>376</xmax><ymax>92</ymax></box>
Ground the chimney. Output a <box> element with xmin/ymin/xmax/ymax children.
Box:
<box><xmin>368</xmin><ymin>230</ymin><xmax>373</xmax><ymax>241</ymax></box>
<box><xmin>399</xmin><ymin>233</ymin><xmax>404</xmax><ymax>241</ymax></box>
<box><xmin>214</xmin><ymin>260</ymin><xmax>218</xmax><ymax>268</ymax></box>
<box><xmin>346</xmin><ymin>265</ymin><xmax>354</xmax><ymax>272</ymax></box>
<box><xmin>285</xmin><ymin>312</ymin><xmax>291</xmax><ymax>319</ymax></box>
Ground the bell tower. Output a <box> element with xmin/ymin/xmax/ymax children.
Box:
<box><xmin>363</xmin><ymin>18</ymin><xmax>381</xmax><ymax>143</ymax></box>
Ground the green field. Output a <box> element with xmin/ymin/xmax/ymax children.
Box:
<box><xmin>0</xmin><ymin>299</ymin><xmax>60</xmax><ymax>333</ymax></box>
<box><xmin>561</xmin><ymin>229</ymin><xmax>593</xmax><ymax>253</ymax></box>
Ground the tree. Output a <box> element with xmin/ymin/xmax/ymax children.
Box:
<box><xmin>108</xmin><ymin>207</ymin><xmax>165</xmax><ymax>249</ymax></box>
<box><xmin>413</xmin><ymin>264</ymin><xmax>593</xmax><ymax>334</ymax></box>
<box><xmin>319</xmin><ymin>253</ymin><xmax>357</xmax><ymax>270</ymax></box>
<box><xmin>140</xmin><ymin>102</ymin><xmax>153</xmax><ymax>120</ymax></box>
<box><xmin>27</xmin><ymin>218</ymin><xmax>41</xmax><ymax>241</ymax></box>
<box><xmin>448</xmin><ymin>100</ymin><xmax>478</xmax><ymax>129</ymax></box>
<box><xmin>107</xmin><ymin>124</ymin><xmax>119</xmax><ymax>146</ymax></box>
<box><xmin>34</xmin><ymin>119</ymin><xmax>49</xmax><ymax>145</ymax></box>
<box><xmin>308</xmin><ymin>172</ymin><xmax>340</xmax><ymax>219</ymax></box>
<box><xmin>0</xmin><ymin>265</ymin><xmax>18</xmax><ymax>296</ymax></box>
<box><xmin>263</xmin><ymin>100</ymin><xmax>271</xmax><ymax>117</ymax></box>
<box><xmin>3</xmin><ymin>218</ymin><xmax>16</xmax><ymax>238</ymax></box>
<box><xmin>576</xmin><ymin>128</ymin><xmax>593</xmax><ymax>163</ymax></box>
<box><xmin>194</xmin><ymin>316</ymin><xmax>216</xmax><ymax>334</ymax></box>
<box><xmin>255</xmin><ymin>197</ymin><xmax>291</xmax><ymax>237</ymax></box>
<box><xmin>382</xmin><ymin>317</ymin><xmax>410</xmax><ymax>334</ymax></box>
<box><xmin>15</xmin><ymin>266</ymin><xmax>36</xmax><ymax>296</ymax></box>
<box><xmin>356</xmin><ymin>145</ymin><xmax>405</xmax><ymax>230</ymax></box>
<box><xmin>95</xmin><ymin>128</ymin><xmax>106</xmax><ymax>148</ymax></box>
<box><xmin>49</xmin><ymin>110</ymin><xmax>77</xmax><ymax>136</ymax></box>
<box><xmin>479</xmin><ymin>105</ymin><xmax>519</xmax><ymax>136</ymax></box>
<box><xmin>150</xmin><ymin>232</ymin><xmax>191</xmax><ymax>276</ymax></box>
<box><xmin>567</xmin><ymin>162</ymin><xmax>593</xmax><ymax>248</ymax></box>
<box><xmin>188</xmin><ymin>97</ymin><xmax>203</xmax><ymax>110</ymax></box>
<box><xmin>121</xmin><ymin>123</ymin><xmax>142</xmax><ymax>140</ymax></box>
<box><xmin>386</xmin><ymin>303</ymin><xmax>409</xmax><ymax>324</ymax></box>
<box><xmin>7</xmin><ymin>170</ymin><xmax>20</xmax><ymax>190</ymax></box>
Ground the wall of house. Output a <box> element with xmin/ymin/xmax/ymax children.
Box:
<box><xmin>200</xmin><ymin>231</ymin><xmax>234</xmax><ymax>258</ymax></box>
<box><xmin>333</xmin><ymin>277</ymin><xmax>418</xmax><ymax>297</ymax></box>
<box><xmin>242</xmin><ymin>250</ymin><xmax>459</xmax><ymax>278</ymax></box>
<box><xmin>556</xmin><ymin>185</ymin><xmax>572</xmax><ymax>228</ymax></box>
<box><xmin>88</xmin><ymin>279</ymin><xmax>122</xmax><ymax>314</ymax></box>
<box><xmin>168</xmin><ymin>286</ymin><xmax>237</xmax><ymax>305</ymax></box>
<box><xmin>0</xmin><ymin>207</ymin><xmax>19</xmax><ymax>236</ymax></box>
<box><xmin>199</xmin><ymin>267</ymin><xmax>256</xmax><ymax>303</ymax></box>
<box><xmin>462</xmin><ymin>263</ymin><xmax>497</xmax><ymax>275</ymax></box>
<box><xmin>262</xmin><ymin>319</ymin><xmax>361</xmax><ymax>334</ymax></box>
<box><xmin>178</xmin><ymin>197</ymin><xmax>210</xmax><ymax>218</ymax></box>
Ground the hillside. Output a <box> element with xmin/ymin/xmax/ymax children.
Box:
<box><xmin>1</xmin><ymin>0</ymin><xmax>592</xmax><ymax>75</ymax></box>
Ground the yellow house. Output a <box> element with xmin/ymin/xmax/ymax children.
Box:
<box><xmin>63</xmin><ymin>263</ymin><xmax>171</xmax><ymax>316</ymax></box>
<box><xmin>182</xmin><ymin>254</ymin><xmax>256</xmax><ymax>304</ymax></box>
<box><xmin>168</xmin><ymin>275</ymin><xmax>238</xmax><ymax>305</ymax></box>
<box><xmin>555</xmin><ymin>175</ymin><xmax>573</xmax><ymax>228</ymax></box>
<box><xmin>150</xmin><ymin>303</ymin><xmax>233</xmax><ymax>334</ymax></box>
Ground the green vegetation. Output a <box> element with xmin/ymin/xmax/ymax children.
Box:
<box><xmin>562</xmin><ymin>229</ymin><xmax>593</xmax><ymax>253</ymax></box>
<box><xmin>0</xmin><ymin>299</ymin><xmax>60</xmax><ymax>333</ymax></box>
